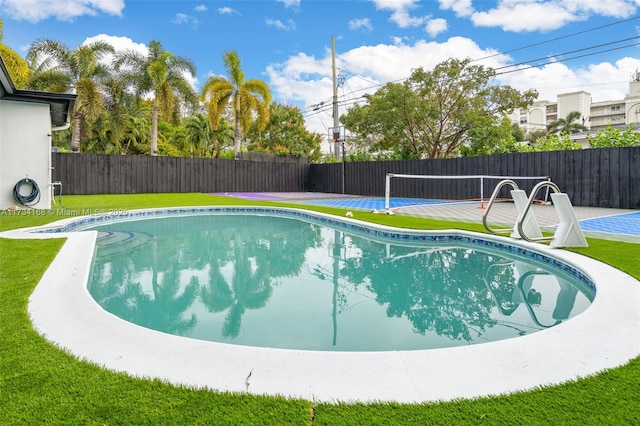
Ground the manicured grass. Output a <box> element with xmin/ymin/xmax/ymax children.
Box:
<box><xmin>1</xmin><ymin>193</ymin><xmax>639</xmax><ymax>424</ymax></box>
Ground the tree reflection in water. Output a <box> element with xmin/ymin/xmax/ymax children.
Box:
<box><xmin>340</xmin><ymin>240</ymin><xmax>500</xmax><ymax>342</ymax></box>
<box><xmin>90</xmin><ymin>234</ymin><xmax>198</xmax><ymax>336</ymax></box>
<box><xmin>87</xmin><ymin>214</ymin><xmax>591</xmax><ymax>350</ymax></box>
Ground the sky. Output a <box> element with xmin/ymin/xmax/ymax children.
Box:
<box><xmin>2</xmin><ymin>0</ymin><xmax>640</xmax><ymax>150</ymax></box>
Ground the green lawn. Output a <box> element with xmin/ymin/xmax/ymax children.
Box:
<box><xmin>1</xmin><ymin>193</ymin><xmax>638</xmax><ymax>425</ymax></box>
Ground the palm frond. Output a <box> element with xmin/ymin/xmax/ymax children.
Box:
<box><xmin>223</xmin><ymin>50</ymin><xmax>244</xmax><ymax>87</ymax></box>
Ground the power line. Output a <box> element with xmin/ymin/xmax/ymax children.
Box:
<box><xmin>471</xmin><ymin>15</ymin><xmax>640</xmax><ymax>64</ymax></box>
<box><xmin>494</xmin><ymin>36</ymin><xmax>640</xmax><ymax>72</ymax></box>
<box><xmin>303</xmin><ymin>96</ymin><xmax>365</xmax><ymax>119</ymax></box>
<box><xmin>496</xmin><ymin>42</ymin><xmax>640</xmax><ymax>76</ymax></box>
<box><xmin>304</xmin><ymin>16</ymin><xmax>640</xmax><ymax>130</ymax></box>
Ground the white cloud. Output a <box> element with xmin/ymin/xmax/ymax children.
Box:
<box><xmin>217</xmin><ymin>7</ymin><xmax>239</xmax><ymax>15</ymax></box>
<box><xmin>370</xmin><ymin>0</ymin><xmax>427</xmax><ymax>28</ymax></box>
<box><xmin>173</xmin><ymin>13</ymin><xmax>190</xmax><ymax>25</ymax></box>
<box><xmin>83</xmin><ymin>34</ymin><xmax>148</xmax><ymax>58</ymax></box>
<box><xmin>172</xmin><ymin>13</ymin><xmax>199</xmax><ymax>29</ymax></box>
<box><xmin>392</xmin><ymin>9</ymin><xmax>428</xmax><ymax>28</ymax></box>
<box><xmin>371</xmin><ymin>0</ymin><xmax>419</xmax><ymax>9</ymax></box>
<box><xmin>265</xmin><ymin>17</ymin><xmax>296</xmax><ymax>31</ymax></box>
<box><xmin>438</xmin><ymin>0</ymin><xmax>474</xmax><ymax>18</ymax></box>
<box><xmin>470</xmin><ymin>0</ymin><xmax>639</xmax><ymax>32</ymax></box>
<box><xmin>471</xmin><ymin>2</ymin><xmax>581</xmax><ymax>32</ymax></box>
<box><xmin>425</xmin><ymin>18</ymin><xmax>448</xmax><ymax>37</ymax></box>
<box><xmin>349</xmin><ymin>18</ymin><xmax>374</xmax><ymax>32</ymax></box>
<box><xmin>562</xmin><ymin>0</ymin><xmax>637</xmax><ymax>18</ymax></box>
<box><xmin>0</xmin><ymin>0</ymin><xmax>124</xmax><ymax>23</ymax></box>
<box><xmin>277</xmin><ymin>0</ymin><xmax>301</xmax><ymax>10</ymax></box>
<box><xmin>81</xmin><ymin>34</ymin><xmax>146</xmax><ymax>76</ymax></box>
<box><xmin>194</xmin><ymin>5</ymin><xmax>207</xmax><ymax>13</ymax></box>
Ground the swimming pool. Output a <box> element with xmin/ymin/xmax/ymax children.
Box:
<box><xmin>84</xmin><ymin>212</ymin><xmax>594</xmax><ymax>352</ymax></box>
<box><xmin>5</xmin><ymin>206</ymin><xmax>639</xmax><ymax>403</ymax></box>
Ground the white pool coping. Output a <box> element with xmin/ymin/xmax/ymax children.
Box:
<box><xmin>3</xmin><ymin>206</ymin><xmax>639</xmax><ymax>404</ymax></box>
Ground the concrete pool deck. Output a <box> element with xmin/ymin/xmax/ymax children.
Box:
<box><xmin>2</xmin><ymin>204</ymin><xmax>640</xmax><ymax>403</ymax></box>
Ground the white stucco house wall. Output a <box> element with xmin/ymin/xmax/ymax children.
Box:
<box><xmin>0</xmin><ymin>55</ymin><xmax>75</xmax><ymax>210</ymax></box>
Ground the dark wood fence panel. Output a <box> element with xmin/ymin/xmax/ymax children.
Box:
<box><xmin>309</xmin><ymin>147</ymin><xmax>640</xmax><ymax>209</ymax></box>
<box><xmin>52</xmin><ymin>148</ymin><xmax>639</xmax><ymax>209</ymax></box>
<box><xmin>52</xmin><ymin>153</ymin><xmax>310</xmax><ymax>195</ymax></box>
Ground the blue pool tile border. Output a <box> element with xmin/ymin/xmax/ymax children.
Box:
<box><xmin>36</xmin><ymin>206</ymin><xmax>595</xmax><ymax>293</ymax></box>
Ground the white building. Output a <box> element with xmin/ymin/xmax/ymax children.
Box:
<box><xmin>512</xmin><ymin>71</ymin><xmax>640</xmax><ymax>146</ymax></box>
<box><xmin>0</xmin><ymin>55</ymin><xmax>75</xmax><ymax>210</ymax></box>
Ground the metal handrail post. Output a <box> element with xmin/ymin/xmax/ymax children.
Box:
<box><xmin>482</xmin><ymin>179</ymin><xmax>520</xmax><ymax>235</ymax></box>
<box><xmin>516</xmin><ymin>181</ymin><xmax>562</xmax><ymax>243</ymax></box>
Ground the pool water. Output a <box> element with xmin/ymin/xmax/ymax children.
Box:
<box><xmin>87</xmin><ymin>214</ymin><xmax>594</xmax><ymax>351</ymax></box>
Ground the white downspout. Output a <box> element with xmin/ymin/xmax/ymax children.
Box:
<box><xmin>51</xmin><ymin>121</ymin><xmax>71</xmax><ymax>132</ymax></box>
<box><xmin>49</xmin><ymin>115</ymin><xmax>71</xmax><ymax>207</ymax></box>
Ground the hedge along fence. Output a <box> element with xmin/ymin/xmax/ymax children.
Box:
<box><xmin>52</xmin><ymin>153</ymin><xmax>310</xmax><ymax>195</ymax></box>
<box><xmin>52</xmin><ymin>147</ymin><xmax>639</xmax><ymax>209</ymax></box>
<box><xmin>309</xmin><ymin>147</ymin><xmax>640</xmax><ymax>209</ymax></box>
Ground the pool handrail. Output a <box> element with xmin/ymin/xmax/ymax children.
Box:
<box><xmin>482</xmin><ymin>179</ymin><xmax>520</xmax><ymax>235</ymax></box>
<box><xmin>515</xmin><ymin>181</ymin><xmax>561</xmax><ymax>244</ymax></box>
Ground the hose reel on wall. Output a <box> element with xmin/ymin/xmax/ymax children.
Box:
<box><xmin>13</xmin><ymin>178</ymin><xmax>41</xmax><ymax>207</ymax></box>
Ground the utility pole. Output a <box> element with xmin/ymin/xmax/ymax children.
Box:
<box><xmin>331</xmin><ymin>35</ymin><xmax>340</xmax><ymax>159</ymax></box>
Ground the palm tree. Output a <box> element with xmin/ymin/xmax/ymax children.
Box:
<box><xmin>185</xmin><ymin>113</ymin><xmax>215</xmax><ymax>157</ymax></box>
<box><xmin>122</xmin><ymin>113</ymin><xmax>152</xmax><ymax>155</ymax></box>
<box><xmin>26</xmin><ymin>38</ymin><xmax>114</xmax><ymax>152</ymax></box>
<box><xmin>185</xmin><ymin>113</ymin><xmax>234</xmax><ymax>158</ymax></box>
<box><xmin>200</xmin><ymin>50</ymin><xmax>271</xmax><ymax>159</ymax></box>
<box><xmin>211</xmin><ymin>117</ymin><xmax>234</xmax><ymax>158</ymax></box>
<box><xmin>115</xmin><ymin>40</ymin><xmax>197</xmax><ymax>156</ymax></box>
<box><xmin>0</xmin><ymin>19</ymin><xmax>29</xmax><ymax>88</ymax></box>
<box><xmin>93</xmin><ymin>74</ymin><xmax>138</xmax><ymax>154</ymax></box>
<box><xmin>547</xmin><ymin>111</ymin><xmax>588</xmax><ymax>135</ymax></box>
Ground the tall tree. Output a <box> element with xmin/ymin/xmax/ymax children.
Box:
<box><xmin>100</xmin><ymin>75</ymin><xmax>138</xmax><ymax>154</ymax></box>
<box><xmin>546</xmin><ymin>110</ymin><xmax>588</xmax><ymax>135</ymax></box>
<box><xmin>26</xmin><ymin>39</ymin><xmax>114</xmax><ymax>152</ymax></box>
<box><xmin>246</xmin><ymin>102</ymin><xmax>322</xmax><ymax>161</ymax></box>
<box><xmin>115</xmin><ymin>40</ymin><xmax>197</xmax><ymax>156</ymax></box>
<box><xmin>0</xmin><ymin>19</ymin><xmax>29</xmax><ymax>88</ymax></box>
<box><xmin>461</xmin><ymin>117</ymin><xmax>523</xmax><ymax>157</ymax></box>
<box><xmin>341</xmin><ymin>58</ymin><xmax>537</xmax><ymax>159</ymax></box>
<box><xmin>200</xmin><ymin>50</ymin><xmax>271</xmax><ymax>159</ymax></box>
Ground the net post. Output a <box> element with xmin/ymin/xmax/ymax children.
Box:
<box><xmin>479</xmin><ymin>176</ymin><xmax>485</xmax><ymax>209</ymax></box>
<box><xmin>544</xmin><ymin>176</ymin><xmax>552</xmax><ymax>203</ymax></box>
<box><xmin>385</xmin><ymin>174</ymin><xmax>392</xmax><ymax>212</ymax></box>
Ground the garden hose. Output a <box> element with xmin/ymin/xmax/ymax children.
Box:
<box><xmin>53</xmin><ymin>181</ymin><xmax>68</xmax><ymax>209</ymax></box>
<box><xmin>13</xmin><ymin>178</ymin><xmax>41</xmax><ymax>207</ymax></box>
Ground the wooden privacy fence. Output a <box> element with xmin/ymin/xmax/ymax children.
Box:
<box><xmin>52</xmin><ymin>153</ymin><xmax>310</xmax><ymax>195</ymax></box>
<box><xmin>309</xmin><ymin>147</ymin><xmax>640</xmax><ymax>209</ymax></box>
<box><xmin>52</xmin><ymin>147</ymin><xmax>639</xmax><ymax>209</ymax></box>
